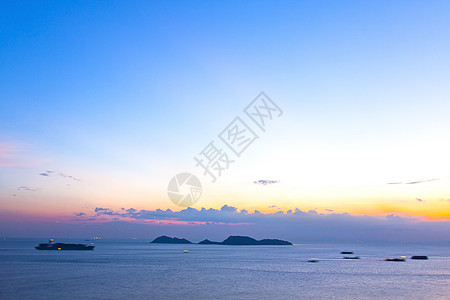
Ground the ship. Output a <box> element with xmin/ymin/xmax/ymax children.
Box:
<box><xmin>411</xmin><ymin>255</ymin><xmax>428</xmax><ymax>260</ymax></box>
<box><xmin>35</xmin><ymin>239</ymin><xmax>94</xmax><ymax>250</ymax></box>
<box><xmin>384</xmin><ymin>258</ymin><xmax>405</xmax><ymax>262</ymax></box>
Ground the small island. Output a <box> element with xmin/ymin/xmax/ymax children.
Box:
<box><xmin>198</xmin><ymin>239</ymin><xmax>221</xmax><ymax>245</ymax></box>
<box><xmin>150</xmin><ymin>236</ymin><xmax>192</xmax><ymax>244</ymax></box>
<box><xmin>151</xmin><ymin>235</ymin><xmax>292</xmax><ymax>245</ymax></box>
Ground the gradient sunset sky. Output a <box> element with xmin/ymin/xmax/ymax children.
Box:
<box><xmin>1</xmin><ymin>1</ymin><xmax>449</xmax><ymax>239</ymax></box>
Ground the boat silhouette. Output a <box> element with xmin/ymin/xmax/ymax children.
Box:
<box><xmin>35</xmin><ymin>239</ymin><xmax>94</xmax><ymax>250</ymax></box>
<box><xmin>384</xmin><ymin>258</ymin><xmax>405</xmax><ymax>262</ymax></box>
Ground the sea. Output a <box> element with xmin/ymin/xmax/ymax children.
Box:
<box><xmin>0</xmin><ymin>239</ymin><xmax>449</xmax><ymax>299</ymax></box>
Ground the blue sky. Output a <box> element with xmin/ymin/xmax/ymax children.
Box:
<box><xmin>1</xmin><ymin>1</ymin><xmax>449</xmax><ymax>239</ymax></box>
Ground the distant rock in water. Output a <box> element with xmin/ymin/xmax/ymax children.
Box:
<box><xmin>150</xmin><ymin>236</ymin><xmax>192</xmax><ymax>244</ymax></box>
<box><xmin>198</xmin><ymin>239</ymin><xmax>221</xmax><ymax>245</ymax></box>
<box><xmin>221</xmin><ymin>236</ymin><xmax>292</xmax><ymax>245</ymax></box>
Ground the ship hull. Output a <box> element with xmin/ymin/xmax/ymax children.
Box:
<box><xmin>35</xmin><ymin>243</ymin><xmax>94</xmax><ymax>250</ymax></box>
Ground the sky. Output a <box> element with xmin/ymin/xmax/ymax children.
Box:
<box><xmin>1</xmin><ymin>1</ymin><xmax>449</xmax><ymax>241</ymax></box>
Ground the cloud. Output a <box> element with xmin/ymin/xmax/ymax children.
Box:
<box><xmin>388</xmin><ymin>178</ymin><xmax>441</xmax><ymax>185</ymax></box>
<box><xmin>91</xmin><ymin>205</ymin><xmax>253</xmax><ymax>224</ymax></box>
<box><xmin>17</xmin><ymin>186</ymin><xmax>38</xmax><ymax>192</ymax></box>
<box><xmin>253</xmin><ymin>179</ymin><xmax>280</xmax><ymax>185</ymax></box>
<box><xmin>39</xmin><ymin>170</ymin><xmax>54</xmax><ymax>176</ymax></box>
<box><xmin>220</xmin><ymin>205</ymin><xmax>238</xmax><ymax>213</ymax></box>
<box><xmin>89</xmin><ymin>205</ymin><xmax>413</xmax><ymax>225</ymax></box>
<box><xmin>406</xmin><ymin>179</ymin><xmax>439</xmax><ymax>184</ymax></box>
<box><xmin>3</xmin><ymin>205</ymin><xmax>449</xmax><ymax>242</ymax></box>
<box><xmin>416</xmin><ymin>198</ymin><xmax>425</xmax><ymax>202</ymax></box>
<box><xmin>94</xmin><ymin>207</ymin><xmax>114</xmax><ymax>215</ymax></box>
<box><xmin>39</xmin><ymin>170</ymin><xmax>81</xmax><ymax>181</ymax></box>
<box><xmin>68</xmin><ymin>204</ymin><xmax>450</xmax><ymax>243</ymax></box>
<box><xmin>59</xmin><ymin>173</ymin><xmax>81</xmax><ymax>181</ymax></box>
<box><xmin>71</xmin><ymin>217</ymin><xmax>96</xmax><ymax>222</ymax></box>
<box><xmin>74</xmin><ymin>212</ymin><xmax>86</xmax><ymax>217</ymax></box>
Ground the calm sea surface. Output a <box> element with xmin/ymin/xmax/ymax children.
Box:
<box><xmin>0</xmin><ymin>239</ymin><xmax>449</xmax><ymax>299</ymax></box>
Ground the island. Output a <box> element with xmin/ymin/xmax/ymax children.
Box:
<box><xmin>220</xmin><ymin>236</ymin><xmax>292</xmax><ymax>245</ymax></box>
<box><xmin>151</xmin><ymin>235</ymin><xmax>292</xmax><ymax>245</ymax></box>
<box><xmin>198</xmin><ymin>239</ymin><xmax>221</xmax><ymax>245</ymax></box>
<box><xmin>150</xmin><ymin>235</ymin><xmax>192</xmax><ymax>244</ymax></box>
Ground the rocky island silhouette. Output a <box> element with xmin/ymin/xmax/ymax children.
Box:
<box><xmin>150</xmin><ymin>235</ymin><xmax>292</xmax><ymax>245</ymax></box>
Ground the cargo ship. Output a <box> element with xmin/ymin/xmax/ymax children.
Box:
<box><xmin>35</xmin><ymin>239</ymin><xmax>94</xmax><ymax>250</ymax></box>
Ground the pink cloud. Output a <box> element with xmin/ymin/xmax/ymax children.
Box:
<box><xmin>69</xmin><ymin>213</ymin><xmax>253</xmax><ymax>226</ymax></box>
